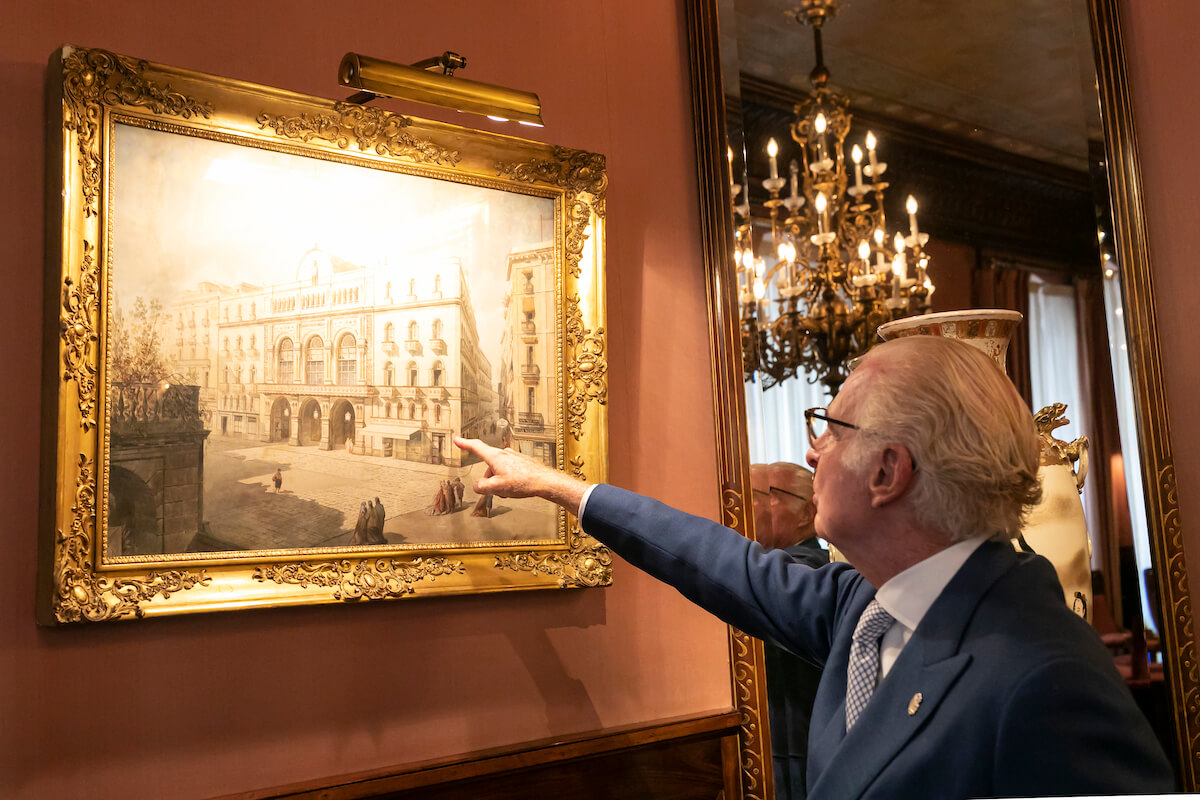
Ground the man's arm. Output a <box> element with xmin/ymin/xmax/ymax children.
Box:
<box><xmin>454</xmin><ymin>437</ymin><xmax>855</xmax><ymax>664</ymax></box>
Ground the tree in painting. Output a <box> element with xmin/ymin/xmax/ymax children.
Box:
<box><xmin>109</xmin><ymin>296</ymin><xmax>172</xmax><ymax>385</ymax></box>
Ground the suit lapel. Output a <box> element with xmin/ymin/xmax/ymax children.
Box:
<box><xmin>808</xmin><ymin>642</ymin><xmax>972</xmax><ymax>799</ymax></box>
<box><xmin>808</xmin><ymin>541</ymin><xmax>1019</xmax><ymax>799</ymax></box>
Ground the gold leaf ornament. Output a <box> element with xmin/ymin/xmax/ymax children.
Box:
<box><xmin>564</xmin><ymin>296</ymin><xmax>607</xmax><ymax>441</ymax></box>
<box><xmin>497</xmin><ymin>147</ymin><xmax>606</xmax><ymax>278</ymax></box>
<box><xmin>54</xmin><ymin>455</ymin><xmax>210</xmax><ymax>623</ymax></box>
<box><xmin>257</xmin><ymin>103</ymin><xmax>461</xmax><ymax>166</ymax></box>
<box><xmin>494</xmin><ymin>530</ymin><xmax>612</xmax><ymax>588</ymax></box>
<box><xmin>61</xmin><ymin>47</ymin><xmax>213</xmax><ymax>216</ymax></box>
<box><xmin>60</xmin><ymin>241</ymin><xmax>100</xmax><ymax>430</ymax></box>
<box><xmin>253</xmin><ymin>556</ymin><xmax>465</xmax><ymax>600</ymax></box>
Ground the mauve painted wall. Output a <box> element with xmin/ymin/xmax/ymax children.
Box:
<box><xmin>0</xmin><ymin>2</ymin><xmax>731</xmax><ymax>797</ymax></box>
<box><xmin>1122</xmin><ymin>1</ymin><xmax>1200</xmax><ymax>628</ymax></box>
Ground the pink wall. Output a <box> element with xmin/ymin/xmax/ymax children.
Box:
<box><xmin>0</xmin><ymin>2</ymin><xmax>731</xmax><ymax>797</ymax></box>
<box><xmin>1121</xmin><ymin>2</ymin><xmax>1200</xmax><ymax>628</ymax></box>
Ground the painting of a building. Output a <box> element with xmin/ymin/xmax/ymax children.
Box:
<box><xmin>166</xmin><ymin>246</ymin><xmax>496</xmax><ymax>468</ymax></box>
<box><xmin>499</xmin><ymin>242</ymin><xmax>558</xmax><ymax>467</ymax></box>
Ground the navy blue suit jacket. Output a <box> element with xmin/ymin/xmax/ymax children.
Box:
<box><xmin>582</xmin><ymin>484</ymin><xmax>1173</xmax><ymax>799</ymax></box>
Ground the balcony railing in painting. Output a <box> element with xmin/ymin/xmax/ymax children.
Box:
<box><xmin>516</xmin><ymin>412</ymin><xmax>544</xmax><ymax>433</ymax></box>
<box><xmin>109</xmin><ymin>381</ymin><xmax>203</xmax><ymax>436</ymax></box>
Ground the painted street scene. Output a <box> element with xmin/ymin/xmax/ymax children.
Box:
<box><xmin>104</xmin><ymin>121</ymin><xmax>562</xmax><ymax>558</ymax></box>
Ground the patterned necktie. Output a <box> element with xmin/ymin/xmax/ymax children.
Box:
<box><xmin>845</xmin><ymin>598</ymin><xmax>895</xmax><ymax>730</ymax></box>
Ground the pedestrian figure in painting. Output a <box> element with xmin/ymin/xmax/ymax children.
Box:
<box><xmin>351</xmin><ymin>501</ymin><xmax>370</xmax><ymax>545</ymax></box>
<box><xmin>442</xmin><ymin>480</ymin><xmax>457</xmax><ymax>512</ymax></box>
<box><xmin>471</xmin><ymin>492</ymin><xmax>493</xmax><ymax>518</ymax></box>
<box><xmin>429</xmin><ymin>482</ymin><xmax>449</xmax><ymax>515</ymax></box>
<box><xmin>451</xmin><ymin>477</ymin><xmax>465</xmax><ymax>510</ymax></box>
<box><xmin>369</xmin><ymin>496</ymin><xmax>387</xmax><ymax>544</ymax></box>
<box><xmin>272</xmin><ymin>468</ymin><xmax>283</xmax><ymax>493</ymax></box>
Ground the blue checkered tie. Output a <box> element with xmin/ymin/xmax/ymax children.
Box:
<box><xmin>845</xmin><ymin>598</ymin><xmax>895</xmax><ymax>730</ymax></box>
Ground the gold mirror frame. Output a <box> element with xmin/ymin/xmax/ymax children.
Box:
<box><xmin>685</xmin><ymin>0</ymin><xmax>1199</xmax><ymax>793</ymax></box>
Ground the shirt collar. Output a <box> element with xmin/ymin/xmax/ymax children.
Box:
<box><xmin>875</xmin><ymin>534</ymin><xmax>991</xmax><ymax>633</ymax></box>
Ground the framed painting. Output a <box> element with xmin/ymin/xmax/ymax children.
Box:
<box><xmin>38</xmin><ymin>46</ymin><xmax>610</xmax><ymax>623</ymax></box>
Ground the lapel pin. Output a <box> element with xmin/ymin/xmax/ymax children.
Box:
<box><xmin>908</xmin><ymin>692</ymin><xmax>923</xmax><ymax>716</ymax></box>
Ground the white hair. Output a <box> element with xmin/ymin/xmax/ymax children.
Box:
<box><xmin>848</xmin><ymin>337</ymin><xmax>1042</xmax><ymax>541</ymax></box>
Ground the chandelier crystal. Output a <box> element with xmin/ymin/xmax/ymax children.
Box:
<box><xmin>733</xmin><ymin>1</ymin><xmax>935</xmax><ymax>394</ymax></box>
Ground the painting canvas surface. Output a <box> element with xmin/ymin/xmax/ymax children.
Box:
<box><xmin>105</xmin><ymin>121</ymin><xmax>561</xmax><ymax>558</ymax></box>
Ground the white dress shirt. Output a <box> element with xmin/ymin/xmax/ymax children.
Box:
<box><xmin>577</xmin><ymin>482</ymin><xmax>599</xmax><ymax>519</ymax></box>
<box><xmin>873</xmin><ymin>534</ymin><xmax>991</xmax><ymax>679</ymax></box>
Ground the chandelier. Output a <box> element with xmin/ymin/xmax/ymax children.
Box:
<box><xmin>732</xmin><ymin>0</ymin><xmax>934</xmax><ymax>394</ymax></box>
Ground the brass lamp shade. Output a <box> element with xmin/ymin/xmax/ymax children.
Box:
<box><xmin>338</xmin><ymin>53</ymin><xmax>544</xmax><ymax>127</ymax></box>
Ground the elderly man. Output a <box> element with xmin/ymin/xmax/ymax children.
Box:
<box><xmin>454</xmin><ymin>336</ymin><xmax>1172</xmax><ymax>798</ymax></box>
<box><xmin>753</xmin><ymin>461</ymin><xmax>827</xmax><ymax>798</ymax></box>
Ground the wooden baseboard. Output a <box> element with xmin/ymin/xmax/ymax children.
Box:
<box><xmin>216</xmin><ymin>709</ymin><xmax>743</xmax><ymax>800</ymax></box>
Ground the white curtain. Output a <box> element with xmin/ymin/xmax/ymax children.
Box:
<box><xmin>1101</xmin><ymin>273</ymin><xmax>1155</xmax><ymax>632</ymax></box>
<box><xmin>1026</xmin><ymin>275</ymin><xmax>1101</xmax><ymax>567</ymax></box>
<box><xmin>745</xmin><ymin>371</ymin><xmax>831</xmax><ymax>465</ymax></box>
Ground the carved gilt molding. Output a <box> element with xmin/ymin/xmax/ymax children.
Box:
<box><xmin>256</xmin><ymin>103</ymin><xmax>461</xmax><ymax>166</ymax></box>
<box><xmin>61</xmin><ymin>47</ymin><xmax>213</xmax><ymax>216</ymax></box>
<box><xmin>721</xmin><ymin>486</ymin><xmax>745</xmax><ymax>529</ymax></box>
<box><xmin>54</xmin><ymin>455</ymin><xmax>211</xmax><ymax>623</ymax></box>
<box><xmin>494</xmin><ymin>531</ymin><xmax>613</xmax><ymax>588</ymax></box>
<box><xmin>253</xmin><ymin>556</ymin><xmax>466</xmax><ymax>601</ymax></box>
<box><xmin>497</xmin><ymin>147</ymin><xmax>606</xmax><ymax>278</ymax></box>
<box><xmin>564</xmin><ymin>295</ymin><xmax>607</xmax><ymax>442</ymax></box>
<box><xmin>60</xmin><ymin>241</ymin><xmax>100</xmax><ymax>430</ymax></box>
<box><xmin>731</xmin><ymin>629</ymin><xmax>767</xmax><ymax>800</ymax></box>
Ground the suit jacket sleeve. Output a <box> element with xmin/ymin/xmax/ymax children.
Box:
<box><xmin>582</xmin><ymin>483</ymin><xmax>864</xmax><ymax>667</ymax></box>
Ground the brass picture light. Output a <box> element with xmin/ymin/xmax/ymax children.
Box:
<box><xmin>338</xmin><ymin>51</ymin><xmax>544</xmax><ymax>127</ymax></box>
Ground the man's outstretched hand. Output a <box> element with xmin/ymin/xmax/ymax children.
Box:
<box><xmin>453</xmin><ymin>437</ymin><xmax>589</xmax><ymax>516</ymax></box>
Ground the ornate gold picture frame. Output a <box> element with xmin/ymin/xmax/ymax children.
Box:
<box><xmin>38</xmin><ymin>46</ymin><xmax>610</xmax><ymax>624</ymax></box>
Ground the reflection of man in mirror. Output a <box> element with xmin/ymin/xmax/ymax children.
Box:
<box><xmin>755</xmin><ymin>461</ymin><xmax>828</xmax><ymax>799</ymax></box>
<box><xmin>454</xmin><ymin>336</ymin><xmax>1173</xmax><ymax>798</ymax></box>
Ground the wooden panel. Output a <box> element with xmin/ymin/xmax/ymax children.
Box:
<box><xmin>219</xmin><ymin>711</ymin><xmax>742</xmax><ymax>800</ymax></box>
<box><xmin>379</xmin><ymin>734</ymin><xmax>733</xmax><ymax>800</ymax></box>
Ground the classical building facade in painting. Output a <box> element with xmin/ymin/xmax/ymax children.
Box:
<box><xmin>165</xmin><ymin>247</ymin><xmax>497</xmax><ymax>467</ymax></box>
<box><xmin>498</xmin><ymin>242</ymin><xmax>558</xmax><ymax>467</ymax></box>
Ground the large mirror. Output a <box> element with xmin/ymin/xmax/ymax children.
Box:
<box><xmin>685</xmin><ymin>0</ymin><xmax>1199</xmax><ymax>796</ymax></box>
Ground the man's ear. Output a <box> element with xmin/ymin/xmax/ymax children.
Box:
<box><xmin>868</xmin><ymin>444</ymin><xmax>915</xmax><ymax>507</ymax></box>
<box><xmin>798</xmin><ymin>498</ymin><xmax>817</xmax><ymax>528</ymax></box>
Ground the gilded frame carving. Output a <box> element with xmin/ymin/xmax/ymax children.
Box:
<box><xmin>684</xmin><ymin>3</ymin><xmax>772</xmax><ymax>797</ymax></box>
<box><xmin>38</xmin><ymin>46</ymin><xmax>610</xmax><ymax>624</ymax></box>
<box><xmin>1088</xmin><ymin>0</ymin><xmax>1200</xmax><ymax>785</ymax></box>
<box><xmin>687</xmin><ymin>0</ymin><xmax>1200</xmax><ymax>793</ymax></box>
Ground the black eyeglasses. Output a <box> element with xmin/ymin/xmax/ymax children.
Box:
<box><xmin>804</xmin><ymin>407</ymin><xmax>860</xmax><ymax>447</ymax></box>
<box><xmin>769</xmin><ymin>486</ymin><xmax>809</xmax><ymax>502</ymax></box>
<box><xmin>751</xmin><ymin>486</ymin><xmax>810</xmax><ymax>502</ymax></box>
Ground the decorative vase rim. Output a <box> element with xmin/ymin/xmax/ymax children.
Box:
<box><xmin>877</xmin><ymin>308</ymin><xmax>1023</xmax><ymax>340</ymax></box>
